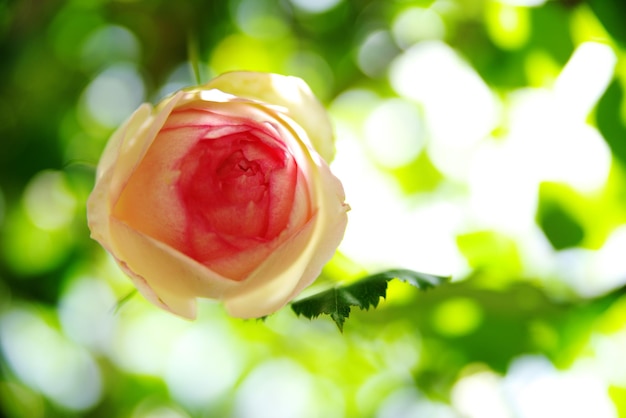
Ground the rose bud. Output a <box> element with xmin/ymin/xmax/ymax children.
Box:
<box><xmin>87</xmin><ymin>71</ymin><xmax>348</xmax><ymax>319</ymax></box>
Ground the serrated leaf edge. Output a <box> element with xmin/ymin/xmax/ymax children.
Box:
<box><xmin>291</xmin><ymin>269</ymin><xmax>450</xmax><ymax>331</ymax></box>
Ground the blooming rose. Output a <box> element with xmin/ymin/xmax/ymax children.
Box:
<box><xmin>87</xmin><ymin>71</ymin><xmax>348</xmax><ymax>319</ymax></box>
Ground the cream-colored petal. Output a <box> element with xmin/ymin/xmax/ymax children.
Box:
<box><xmin>87</xmin><ymin>104</ymin><xmax>152</xmax><ymax>251</ymax></box>
<box><xmin>108</xmin><ymin>217</ymin><xmax>238</xmax><ymax>318</ymax></box>
<box><xmin>171</xmin><ymin>98</ymin><xmax>284</xmax><ymax>131</ymax></box>
<box><xmin>202</xmin><ymin>71</ymin><xmax>336</xmax><ymax>162</ymax></box>
<box><xmin>87</xmin><ymin>167</ymin><xmax>117</xmax><ymax>254</ymax></box>
<box><xmin>283</xmin><ymin>158</ymin><xmax>348</xmax><ymax>299</ymax></box>
<box><xmin>118</xmin><ymin>258</ymin><xmax>198</xmax><ymax>320</ymax></box>
<box><xmin>108</xmin><ymin>91</ymin><xmax>185</xmax><ymax>205</ymax></box>
<box><xmin>88</xmin><ymin>92</ymin><xmax>187</xmax><ymax>278</ymax></box>
<box><xmin>223</xmin><ymin>216</ymin><xmax>318</xmax><ymax>317</ymax></box>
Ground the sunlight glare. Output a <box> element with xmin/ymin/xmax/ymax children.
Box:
<box><xmin>358</xmin><ymin>30</ymin><xmax>399</xmax><ymax>77</ymax></box>
<box><xmin>554</xmin><ymin>42</ymin><xmax>616</xmax><ymax>120</ymax></box>
<box><xmin>392</xmin><ymin>7</ymin><xmax>446</xmax><ymax>48</ymax></box>
<box><xmin>495</xmin><ymin>0</ymin><xmax>547</xmax><ymax>6</ymax></box>
<box><xmin>23</xmin><ymin>170</ymin><xmax>76</xmax><ymax>231</ymax></box>
<box><xmin>58</xmin><ymin>276</ymin><xmax>118</xmax><ymax>353</ymax></box>
<box><xmin>364</xmin><ymin>99</ymin><xmax>424</xmax><ymax>168</ymax></box>
<box><xmin>592</xmin><ymin>328</ymin><xmax>626</xmax><ymax>387</ymax></box>
<box><xmin>80</xmin><ymin>24</ymin><xmax>141</xmax><ymax>70</ymax></box>
<box><xmin>289</xmin><ymin>0</ymin><xmax>342</xmax><ymax>14</ymax></box>
<box><xmin>389</xmin><ymin>41</ymin><xmax>500</xmax><ymax>180</ymax></box>
<box><xmin>165</xmin><ymin>324</ymin><xmax>244</xmax><ymax>408</ymax></box>
<box><xmin>235</xmin><ymin>0</ymin><xmax>289</xmax><ymax>39</ymax></box>
<box><xmin>83</xmin><ymin>64</ymin><xmax>145</xmax><ymax>127</ymax></box>
<box><xmin>452</xmin><ymin>370</ymin><xmax>515</xmax><ymax>418</ymax></box>
<box><xmin>111</xmin><ymin>311</ymin><xmax>188</xmax><ymax>376</ymax></box>
<box><xmin>555</xmin><ymin>225</ymin><xmax>626</xmax><ymax>297</ymax></box>
<box><xmin>332</xmin><ymin>133</ymin><xmax>466</xmax><ymax>277</ymax></box>
<box><xmin>467</xmin><ymin>140</ymin><xmax>539</xmax><ymax>234</ymax></box>
<box><xmin>505</xmin><ymin>87</ymin><xmax>611</xmax><ymax>193</ymax></box>
<box><xmin>234</xmin><ymin>360</ymin><xmax>319</xmax><ymax>418</ymax></box>
<box><xmin>377</xmin><ymin>387</ymin><xmax>458</xmax><ymax>418</ymax></box>
<box><xmin>0</xmin><ymin>308</ymin><xmax>102</xmax><ymax>411</ymax></box>
<box><xmin>504</xmin><ymin>356</ymin><xmax>616</xmax><ymax>418</ymax></box>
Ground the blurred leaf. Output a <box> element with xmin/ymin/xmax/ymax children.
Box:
<box><xmin>392</xmin><ymin>152</ymin><xmax>444</xmax><ymax>195</ymax></box>
<box><xmin>364</xmin><ymin>279</ymin><xmax>570</xmax><ymax>397</ymax></box>
<box><xmin>609</xmin><ymin>386</ymin><xmax>626</xmax><ymax>417</ymax></box>
<box><xmin>535</xmin><ymin>180</ymin><xmax>626</xmax><ymax>250</ymax></box>
<box><xmin>597</xmin><ymin>78</ymin><xmax>626</xmax><ymax>165</ymax></box>
<box><xmin>356</xmin><ymin>277</ymin><xmax>626</xmax><ymax>398</ymax></box>
<box><xmin>528</xmin><ymin>4</ymin><xmax>575</xmax><ymax>65</ymax></box>
<box><xmin>542</xmin><ymin>285</ymin><xmax>626</xmax><ymax>370</ymax></box>
<box><xmin>587</xmin><ymin>0</ymin><xmax>626</xmax><ymax>45</ymax></box>
<box><xmin>537</xmin><ymin>183</ymin><xmax>585</xmax><ymax>250</ymax></box>
<box><xmin>485</xmin><ymin>2</ymin><xmax>530</xmax><ymax>50</ymax></box>
<box><xmin>456</xmin><ymin>230</ymin><xmax>522</xmax><ymax>276</ymax></box>
<box><xmin>292</xmin><ymin>269</ymin><xmax>450</xmax><ymax>331</ymax></box>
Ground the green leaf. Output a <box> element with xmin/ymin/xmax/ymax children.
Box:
<box><xmin>291</xmin><ymin>269</ymin><xmax>450</xmax><ymax>331</ymax></box>
<box><xmin>536</xmin><ymin>183</ymin><xmax>585</xmax><ymax>250</ymax></box>
<box><xmin>596</xmin><ymin>78</ymin><xmax>626</xmax><ymax>165</ymax></box>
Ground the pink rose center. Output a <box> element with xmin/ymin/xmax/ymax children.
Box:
<box><xmin>175</xmin><ymin>127</ymin><xmax>300</xmax><ymax>278</ymax></box>
<box><xmin>112</xmin><ymin>108</ymin><xmax>311</xmax><ymax>282</ymax></box>
<box><xmin>178</xmin><ymin>133</ymin><xmax>293</xmax><ymax>238</ymax></box>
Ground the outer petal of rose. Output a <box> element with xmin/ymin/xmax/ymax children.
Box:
<box><xmin>223</xmin><ymin>151</ymin><xmax>348</xmax><ymax>318</ymax></box>
<box><xmin>201</xmin><ymin>71</ymin><xmax>336</xmax><ymax>162</ymax></box>
<box><xmin>108</xmin><ymin>91</ymin><xmax>185</xmax><ymax>205</ymax></box>
<box><xmin>87</xmin><ymin>91</ymin><xmax>185</xmax><ymax>252</ymax></box>
<box><xmin>111</xmin><ymin>126</ymin><xmax>205</xmax><ymax>252</ymax></box>
<box><xmin>117</xmin><ymin>257</ymin><xmax>195</xmax><ymax>318</ymax></box>
<box><xmin>87</xmin><ymin>104</ymin><xmax>151</xmax><ymax>250</ymax></box>
<box><xmin>94</xmin><ymin>104</ymin><xmax>152</xmax><ymax>181</ymax></box>
<box><xmin>108</xmin><ymin>217</ymin><xmax>237</xmax><ymax>319</ymax></box>
<box><xmin>280</xmin><ymin>158</ymin><xmax>349</xmax><ymax>299</ymax></box>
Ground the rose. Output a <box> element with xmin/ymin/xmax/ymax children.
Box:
<box><xmin>87</xmin><ymin>71</ymin><xmax>348</xmax><ymax>319</ymax></box>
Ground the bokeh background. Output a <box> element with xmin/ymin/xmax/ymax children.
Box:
<box><xmin>2</xmin><ymin>0</ymin><xmax>626</xmax><ymax>416</ymax></box>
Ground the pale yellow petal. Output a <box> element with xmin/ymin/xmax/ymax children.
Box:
<box><xmin>223</xmin><ymin>217</ymin><xmax>318</xmax><ymax>317</ymax></box>
<box><xmin>87</xmin><ymin>104</ymin><xmax>152</xmax><ymax>251</ymax></box>
<box><xmin>108</xmin><ymin>91</ymin><xmax>185</xmax><ymax>204</ymax></box>
<box><xmin>107</xmin><ymin>218</ymin><xmax>237</xmax><ymax>319</ymax></box>
<box><xmin>202</xmin><ymin>71</ymin><xmax>336</xmax><ymax>162</ymax></box>
<box><xmin>119</xmin><ymin>261</ymin><xmax>198</xmax><ymax>320</ymax></box>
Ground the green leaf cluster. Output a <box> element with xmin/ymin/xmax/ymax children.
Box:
<box><xmin>292</xmin><ymin>269</ymin><xmax>450</xmax><ymax>331</ymax></box>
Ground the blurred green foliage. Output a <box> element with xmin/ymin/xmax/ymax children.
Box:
<box><xmin>2</xmin><ymin>0</ymin><xmax>626</xmax><ymax>417</ymax></box>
